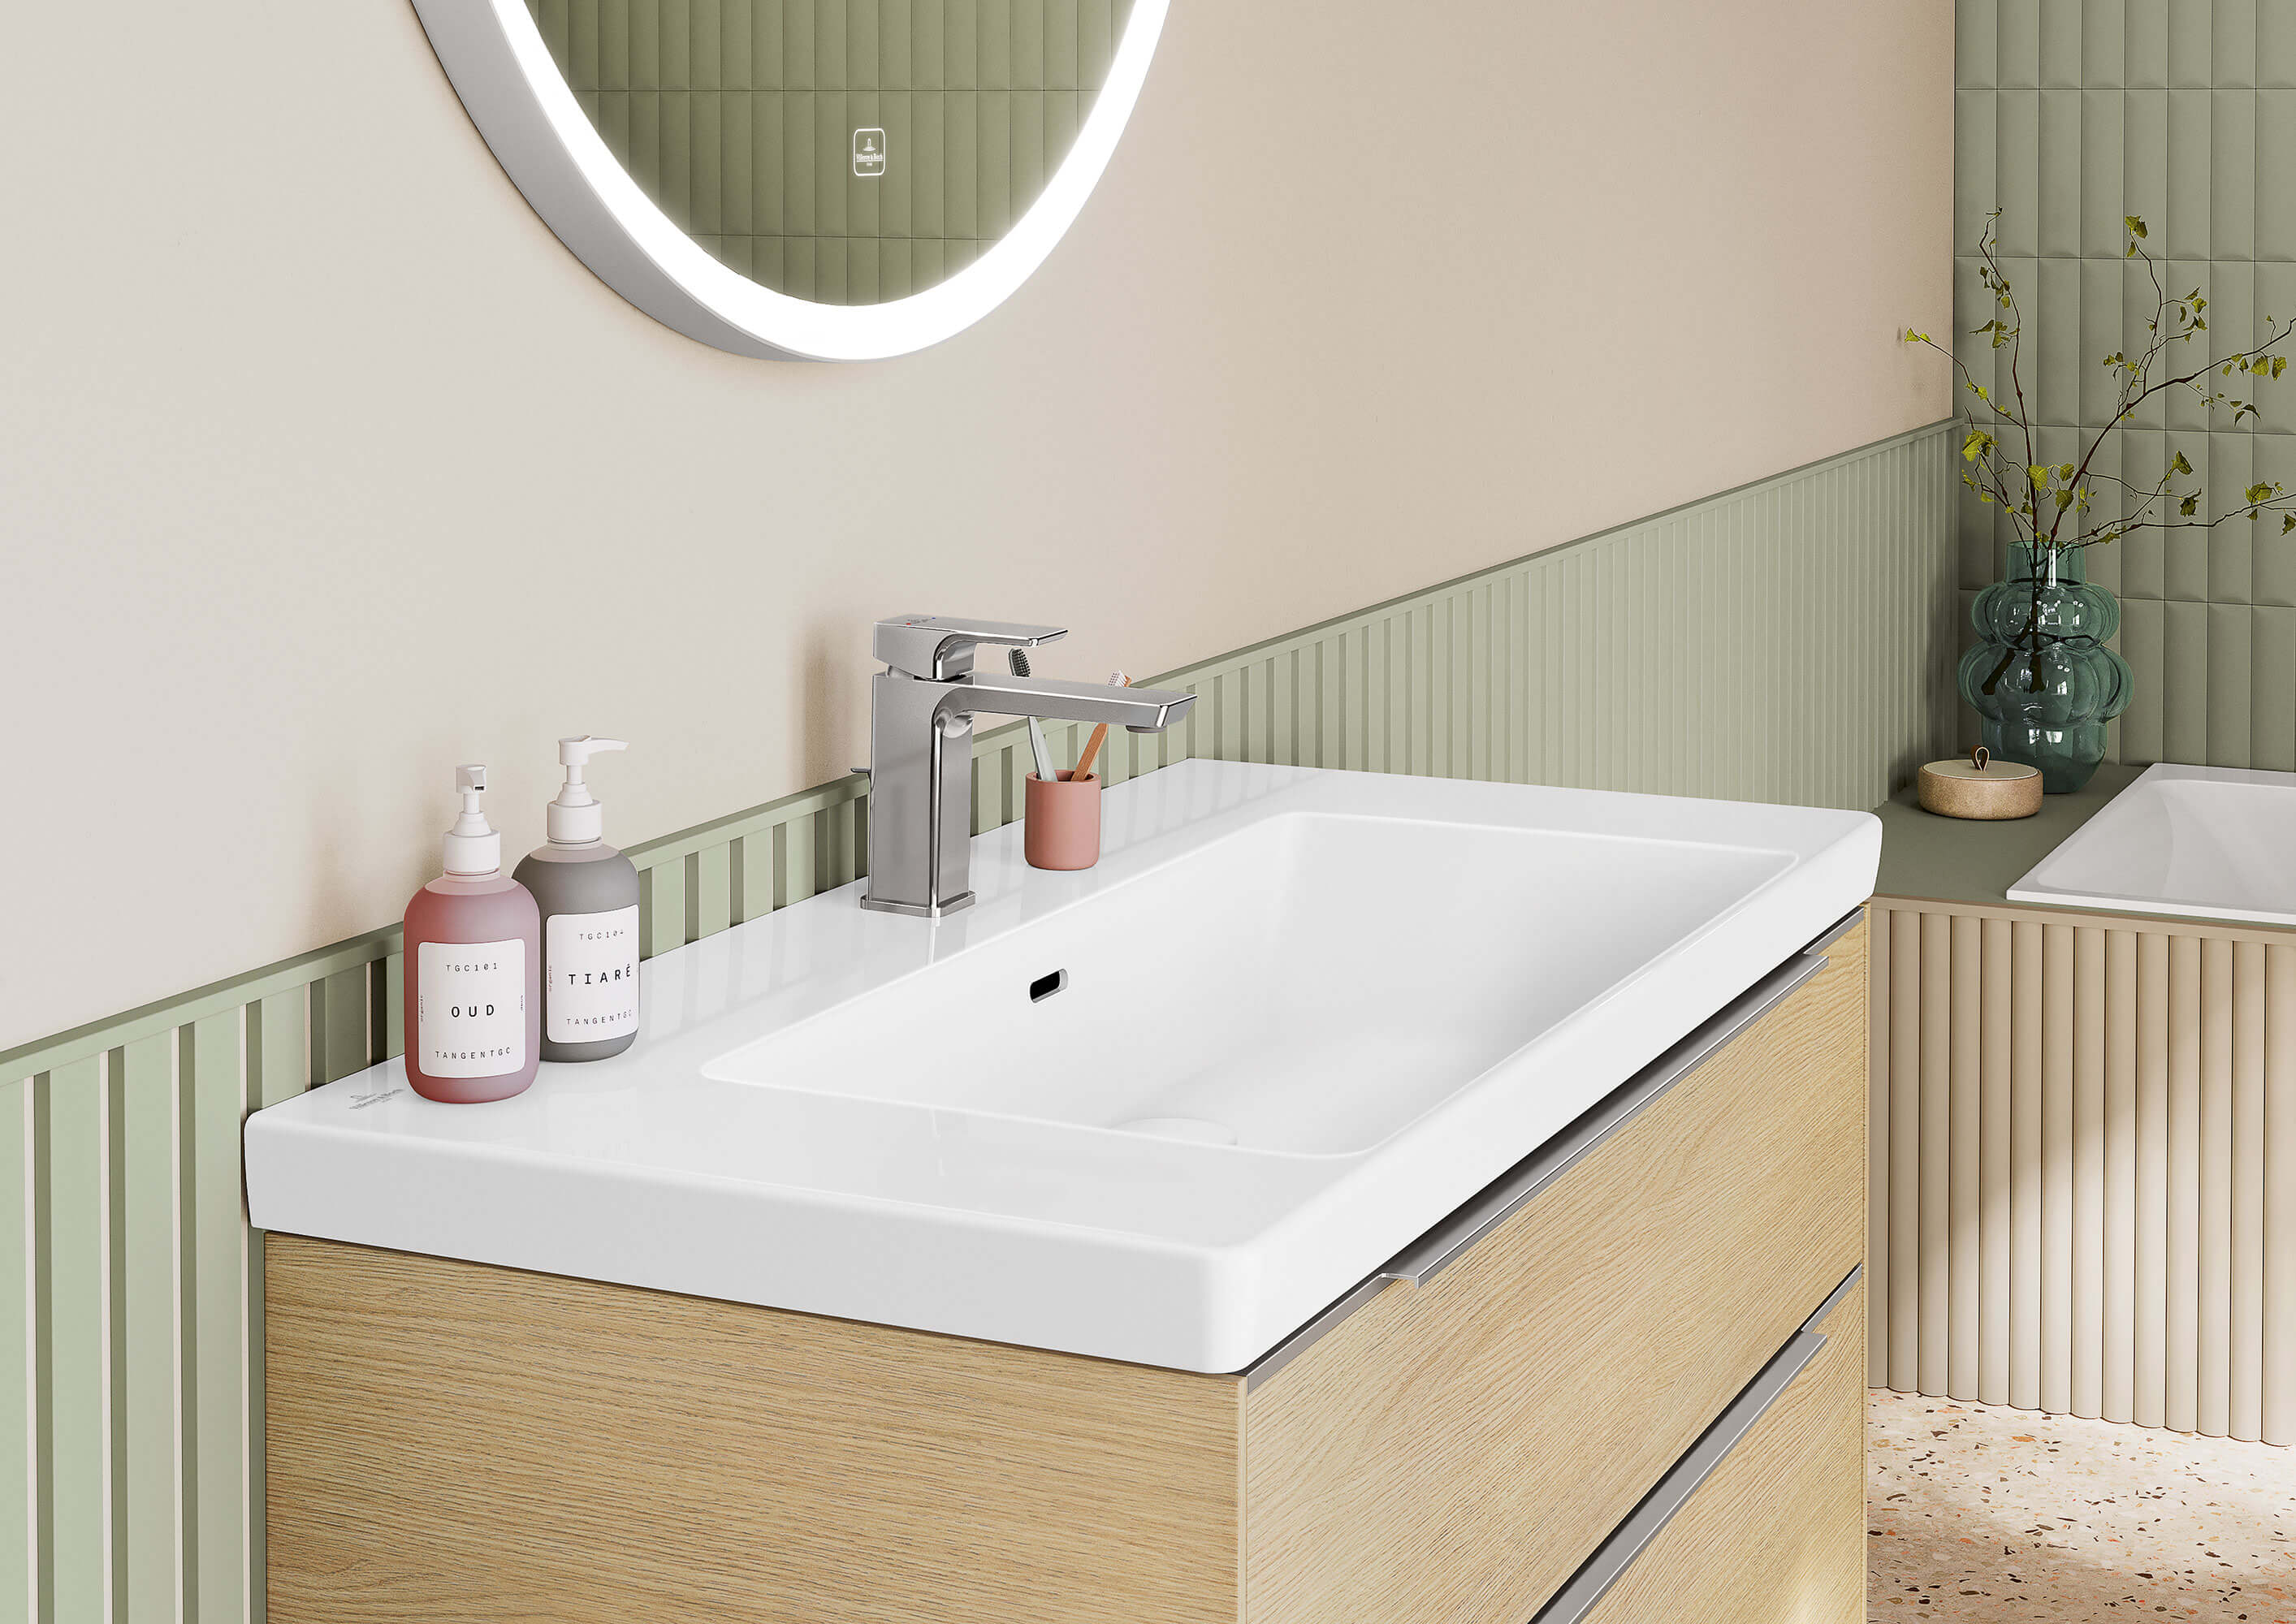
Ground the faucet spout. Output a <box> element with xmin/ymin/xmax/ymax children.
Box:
<box><xmin>955</xmin><ymin>674</ymin><xmax>1196</xmax><ymax>732</ymax></box>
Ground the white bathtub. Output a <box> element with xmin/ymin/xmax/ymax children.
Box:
<box><xmin>2008</xmin><ymin>762</ymin><xmax>2296</xmax><ymax>926</ymax></box>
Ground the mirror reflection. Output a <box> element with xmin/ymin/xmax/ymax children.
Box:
<box><xmin>525</xmin><ymin>1</ymin><xmax>1139</xmax><ymax>306</ymax></box>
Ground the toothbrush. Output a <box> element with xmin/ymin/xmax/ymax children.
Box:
<box><xmin>1070</xmin><ymin>672</ymin><xmax>1131</xmax><ymax>781</ymax></box>
<box><xmin>1009</xmin><ymin>649</ymin><xmax>1061</xmax><ymax>782</ymax></box>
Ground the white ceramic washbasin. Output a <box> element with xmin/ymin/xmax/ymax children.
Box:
<box><xmin>2008</xmin><ymin>762</ymin><xmax>2296</xmax><ymax>926</ymax></box>
<box><xmin>246</xmin><ymin>760</ymin><xmax>1879</xmax><ymax>1372</ymax></box>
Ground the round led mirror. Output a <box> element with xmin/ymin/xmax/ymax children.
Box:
<box><xmin>413</xmin><ymin>0</ymin><xmax>1167</xmax><ymax>361</ymax></box>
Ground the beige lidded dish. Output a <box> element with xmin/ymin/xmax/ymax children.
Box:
<box><xmin>1918</xmin><ymin>748</ymin><xmax>2043</xmax><ymax>820</ymax></box>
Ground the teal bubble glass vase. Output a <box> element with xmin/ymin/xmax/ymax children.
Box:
<box><xmin>1957</xmin><ymin>543</ymin><xmax>2132</xmax><ymax>794</ymax></box>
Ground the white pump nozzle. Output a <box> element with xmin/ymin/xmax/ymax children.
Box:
<box><xmin>442</xmin><ymin>763</ymin><xmax>503</xmax><ymax>875</ymax></box>
<box><xmin>549</xmin><ymin>736</ymin><xmax>628</xmax><ymax>844</ymax></box>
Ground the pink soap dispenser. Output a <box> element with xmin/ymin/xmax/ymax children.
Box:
<box><xmin>402</xmin><ymin>765</ymin><xmax>542</xmax><ymax>1103</ymax></box>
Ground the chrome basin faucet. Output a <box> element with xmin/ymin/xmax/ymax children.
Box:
<box><xmin>862</xmin><ymin>615</ymin><xmax>1198</xmax><ymax>918</ymax></box>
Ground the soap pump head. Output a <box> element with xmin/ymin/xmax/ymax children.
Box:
<box><xmin>547</xmin><ymin>736</ymin><xmax>628</xmax><ymax>844</ymax></box>
<box><xmin>442</xmin><ymin>764</ymin><xmax>502</xmax><ymax>876</ymax></box>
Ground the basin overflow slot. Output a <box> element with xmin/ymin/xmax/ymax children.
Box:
<box><xmin>1029</xmin><ymin>970</ymin><xmax>1067</xmax><ymax>1004</ymax></box>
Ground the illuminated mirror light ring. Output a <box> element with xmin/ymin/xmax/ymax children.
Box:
<box><xmin>411</xmin><ymin>0</ymin><xmax>1171</xmax><ymax>362</ymax></box>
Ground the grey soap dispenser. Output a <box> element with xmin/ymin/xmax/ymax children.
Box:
<box><xmin>513</xmin><ymin>737</ymin><xmax>642</xmax><ymax>1062</ymax></box>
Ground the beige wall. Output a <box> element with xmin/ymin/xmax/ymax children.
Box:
<box><xmin>0</xmin><ymin>1</ymin><xmax>1951</xmax><ymax>1051</ymax></box>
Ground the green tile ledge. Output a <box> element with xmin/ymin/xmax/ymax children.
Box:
<box><xmin>1868</xmin><ymin>762</ymin><xmax>2292</xmax><ymax>934</ymax></box>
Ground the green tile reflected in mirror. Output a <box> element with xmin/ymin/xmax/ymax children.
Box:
<box><xmin>524</xmin><ymin>0</ymin><xmax>1136</xmax><ymax>306</ymax></box>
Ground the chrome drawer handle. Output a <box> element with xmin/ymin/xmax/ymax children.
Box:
<box><xmin>1527</xmin><ymin>1264</ymin><xmax>1861</xmax><ymax>1624</ymax></box>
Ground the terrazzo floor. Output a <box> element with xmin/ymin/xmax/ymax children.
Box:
<box><xmin>1869</xmin><ymin>1390</ymin><xmax>2296</xmax><ymax>1620</ymax></box>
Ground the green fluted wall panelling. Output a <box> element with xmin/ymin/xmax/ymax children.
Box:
<box><xmin>1957</xmin><ymin>0</ymin><xmax>2296</xmax><ymax>767</ymax></box>
<box><xmin>0</xmin><ymin>420</ymin><xmax>1955</xmax><ymax>1621</ymax></box>
<box><xmin>2</xmin><ymin>1078</ymin><xmax>27</xmax><ymax>1615</ymax></box>
<box><xmin>1078</xmin><ymin>423</ymin><xmax>1959</xmax><ymax>814</ymax></box>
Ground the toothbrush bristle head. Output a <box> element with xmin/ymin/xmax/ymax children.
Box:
<box><xmin>1109</xmin><ymin>670</ymin><xmax>1129</xmax><ymax>686</ymax></box>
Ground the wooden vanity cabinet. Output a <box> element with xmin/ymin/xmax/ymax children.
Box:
<box><xmin>1579</xmin><ymin>1277</ymin><xmax>1868</xmax><ymax>1624</ymax></box>
<box><xmin>266</xmin><ymin>922</ymin><xmax>1867</xmax><ymax>1624</ymax></box>
<box><xmin>1241</xmin><ymin>919</ymin><xmax>1867</xmax><ymax>1623</ymax></box>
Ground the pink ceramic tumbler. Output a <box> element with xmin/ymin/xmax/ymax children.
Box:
<box><xmin>1024</xmin><ymin>771</ymin><xmax>1101</xmax><ymax>870</ymax></box>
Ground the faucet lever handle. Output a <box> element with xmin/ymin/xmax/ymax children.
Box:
<box><xmin>874</xmin><ymin>615</ymin><xmax>1069</xmax><ymax>680</ymax></box>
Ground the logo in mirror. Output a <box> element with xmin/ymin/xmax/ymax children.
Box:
<box><xmin>853</xmin><ymin>128</ymin><xmax>888</xmax><ymax>179</ymax></box>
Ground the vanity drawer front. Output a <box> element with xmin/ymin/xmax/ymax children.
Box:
<box><xmin>1573</xmin><ymin>1278</ymin><xmax>1866</xmax><ymax>1624</ymax></box>
<box><xmin>1240</xmin><ymin>922</ymin><xmax>1866</xmax><ymax>1624</ymax></box>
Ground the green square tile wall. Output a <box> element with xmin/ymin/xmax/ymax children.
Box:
<box><xmin>1957</xmin><ymin>0</ymin><xmax>2296</xmax><ymax>767</ymax></box>
<box><xmin>523</xmin><ymin>0</ymin><xmax>1135</xmax><ymax>304</ymax></box>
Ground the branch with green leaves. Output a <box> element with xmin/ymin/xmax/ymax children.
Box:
<box><xmin>1902</xmin><ymin>209</ymin><xmax>2296</xmax><ymax>555</ymax></box>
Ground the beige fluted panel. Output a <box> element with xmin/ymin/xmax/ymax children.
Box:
<box><xmin>2232</xmin><ymin>940</ymin><xmax>2266</xmax><ymax>1441</ymax></box>
<box><xmin>2267</xmin><ymin>947</ymin><xmax>2296</xmax><ymax>1446</ymax></box>
<box><xmin>2103</xmin><ymin>931</ymin><xmax>2138</xmax><ymax>1424</ymax></box>
<box><xmin>2166</xmin><ymin>936</ymin><xmax>2201</xmax><ymax>1434</ymax></box>
<box><xmin>2199</xmin><ymin>938</ymin><xmax>2234</xmax><ymax>1439</ymax></box>
<box><xmin>2072</xmin><ymin>926</ymin><xmax>2105</xmax><ymax>1419</ymax></box>
<box><xmin>1870</xmin><ymin>898</ymin><xmax>2296</xmax><ymax>1446</ymax></box>
<box><xmin>1888</xmin><ymin>908</ymin><xmax>1922</xmax><ymax>1391</ymax></box>
<box><xmin>2010</xmin><ymin>922</ymin><xmax>2044</xmax><ymax>1411</ymax></box>
<box><xmin>1948</xmin><ymin>914</ymin><xmax>1983</xmax><ymax>1401</ymax></box>
<box><xmin>2040</xmin><ymin>923</ymin><xmax>2074</xmax><ymax>1415</ymax></box>
<box><xmin>2134</xmin><ymin>932</ymin><xmax>2168</xmax><ymax>1430</ymax></box>
<box><xmin>1919</xmin><ymin>913</ymin><xmax>1952</xmax><ymax>1395</ymax></box>
<box><xmin>1978</xmin><ymin>914</ymin><xmax>2014</xmax><ymax>1407</ymax></box>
